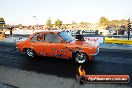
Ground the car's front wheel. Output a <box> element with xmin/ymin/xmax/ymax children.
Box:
<box><xmin>74</xmin><ymin>52</ymin><xmax>88</xmax><ymax>64</ymax></box>
<box><xmin>25</xmin><ymin>48</ymin><xmax>36</xmax><ymax>58</ymax></box>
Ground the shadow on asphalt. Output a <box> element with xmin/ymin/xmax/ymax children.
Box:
<box><xmin>20</xmin><ymin>56</ymin><xmax>97</xmax><ymax>78</ymax></box>
<box><xmin>17</xmin><ymin>56</ymin><xmax>132</xmax><ymax>86</ymax></box>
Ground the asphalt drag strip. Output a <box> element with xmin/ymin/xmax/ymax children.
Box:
<box><xmin>0</xmin><ymin>38</ymin><xmax>132</xmax><ymax>88</ymax></box>
<box><xmin>0</xmin><ymin>82</ymin><xmax>18</xmax><ymax>88</ymax></box>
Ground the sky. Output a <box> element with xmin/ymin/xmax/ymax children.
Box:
<box><xmin>0</xmin><ymin>0</ymin><xmax>132</xmax><ymax>25</ymax></box>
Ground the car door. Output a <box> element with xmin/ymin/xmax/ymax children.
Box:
<box><xmin>43</xmin><ymin>33</ymin><xmax>67</xmax><ymax>58</ymax></box>
<box><xmin>30</xmin><ymin>33</ymin><xmax>46</xmax><ymax>55</ymax></box>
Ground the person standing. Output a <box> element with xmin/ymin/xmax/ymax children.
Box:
<box><xmin>9</xmin><ymin>27</ymin><xmax>13</xmax><ymax>37</ymax></box>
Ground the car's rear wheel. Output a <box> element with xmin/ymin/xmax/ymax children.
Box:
<box><xmin>25</xmin><ymin>48</ymin><xmax>36</xmax><ymax>58</ymax></box>
<box><xmin>74</xmin><ymin>52</ymin><xmax>88</xmax><ymax>64</ymax></box>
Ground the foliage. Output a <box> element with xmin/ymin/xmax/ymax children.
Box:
<box><xmin>99</xmin><ymin>16</ymin><xmax>128</xmax><ymax>31</ymax></box>
<box><xmin>99</xmin><ymin>17</ymin><xmax>109</xmax><ymax>26</ymax></box>
<box><xmin>55</xmin><ymin>19</ymin><xmax>62</xmax><ymax>27</ymax></box>
<box><xmin>80</xmin><ymin>22</ymin><xmax>88</xmax><ymax>25</ymax></box>
<box><xmin>109</xmin><ymin>19</ymin><xmax>128</xmax><ymax>26</ymax></box>
<box><xmin>71</xmin><ymin>21</ymin><xmax>77</xmax><ymax>25</ymax></box>
<box><xmin>46</xmin><ymin>18</ymin><xmax>52</xmax><ymax>27</ymax></box>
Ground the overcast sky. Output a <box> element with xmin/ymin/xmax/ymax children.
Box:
<box><xmin>0</xmin><ymin>0</ymin><xmax>132</xmax><ymax>25</ymax></box>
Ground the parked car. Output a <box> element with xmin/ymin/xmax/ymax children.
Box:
<box><xmin>16</xmin><ymin>31</ymin><xmax>99</xmax><ymax>63</ymax></box>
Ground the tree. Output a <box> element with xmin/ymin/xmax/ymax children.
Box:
<box><xmin>72</xmin><ymin>21</ymin><xmax>77</xmax><ymax>25</ymax></box>
<box><xmin>46</xmin><ymin>18</ymin><xmax>52</xmax><ymax>27</ymax></box>
<box><xmin>55</xmin><ymin>19</ymin><xmax>62</xmax><ymax>27</ymax></box>
<box><xmin>107</xmin><ymin>19</ymin><xmax>128</xmax><ymax>27</ymax></box>
<box><xmin>119</xmin><ymin>19</ymin><xmax>128</xmax><ymax>26</ymax></box>
<box><xmin>109</xmin><ymin>20</ymin><xmax>120</xmax><ymax>26</ymax></box>
<box><xmin>0</xmin><ymin>18</ymin><xmax>5</xmax><ymax>28</ymax></box>
<box><xmin>99</xmin><ymin>17</ymin><xmax>109</xmax><ymax>26</ymax></box>
<box><xmin>80</xmin><ymin>22</ymin><xmax>90</xmax><ymax>25</ymax></box>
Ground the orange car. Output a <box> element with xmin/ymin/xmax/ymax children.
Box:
<box><xmin>16</xmin><ymin>31</ymin><xmax>99</xmax><ymax>63</ymax></box>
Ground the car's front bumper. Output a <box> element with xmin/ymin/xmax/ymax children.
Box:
<box><xmin>89</xmin><ymin>47</ymin><xmax>99</xmax><ymax>56</ymax></box>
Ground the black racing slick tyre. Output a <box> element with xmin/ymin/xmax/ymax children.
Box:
<box><xmin>74</xmin><ymin>52</ymin><xmax>87</xmax><ymax>64</ymax></box>
<box><xmin>25</xmin><ymin>48</ymin><xmax>36</xmax><ymax>58</ymax></box>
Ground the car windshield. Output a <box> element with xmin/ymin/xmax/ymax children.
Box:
<box><xmin>58</xmin><ymin>31</ymin><xmax>75</xmax><ymax>42</ymax></box>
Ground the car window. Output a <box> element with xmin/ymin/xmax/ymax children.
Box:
<box><xmin>44</xmin><ymin>33</ymin><xmax>61</xmax><ymax>43</ymax></box>
<box><xmin>58</xmin><ymin>31</ymin><xmax>75</xmax><ymax>42</ymax></box>
<box><xmin>31</xmin><ymin>33</ymin><xmax>43</xmax><ymax>42</ymax></box>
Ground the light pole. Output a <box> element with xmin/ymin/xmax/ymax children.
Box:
<box><xmin>127</xmin><ymin>18</ymin><xmax>131</xmax><ymax>40</ymax></box>
<box><xmin>33</xmin><ymin>16</ymin><xmax>38</xmax><ymax>26</ymax></box>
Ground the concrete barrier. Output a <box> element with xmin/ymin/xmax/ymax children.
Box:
<box><xmin>105</xmin><ymin>37</ymin><xmax>132</xmax><ymax>45</ymax></box>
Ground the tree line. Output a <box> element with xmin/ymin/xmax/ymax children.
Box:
<box><xmin>99</xmin><ymin>16</ymin><xmax>128</xmax><ymax>28</ymax></box>
<box><xmin>46</xmin><ymin>18</ymin><xmax>63</xmax><ymax>29</ymax></box>
<box><xmin>0</xmin><ymin>17</ymin><xmax>129</xmax><ymax>30</ymax></box>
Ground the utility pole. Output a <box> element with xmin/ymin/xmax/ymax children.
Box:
<box><xmin>127</xmin><ymin>18</ymin><xmax>131</xmax><ymax>40</ymax></box>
